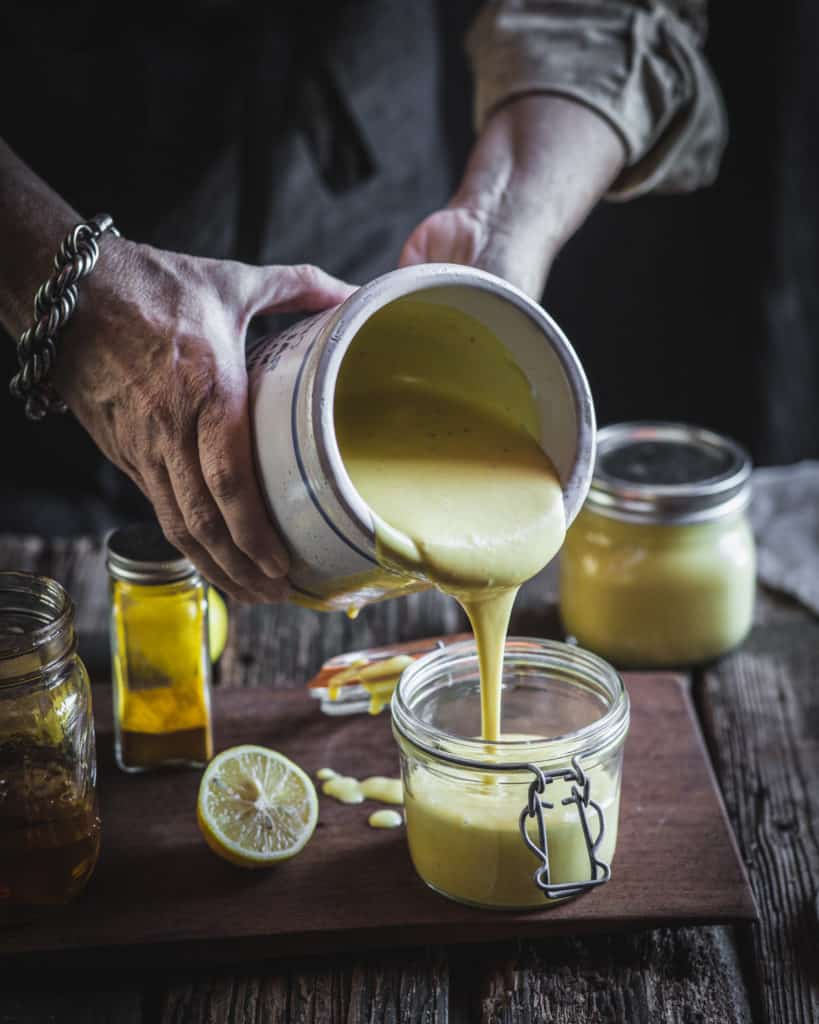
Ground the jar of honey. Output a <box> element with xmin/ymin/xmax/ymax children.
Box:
<box><xmin>0</xmin><ymin>571</ymin><xmax>100</xmax><ymax>904</ymax></box>
<box><xmin>560</xmin><ymin>423</ymin><xmax>756</xmax><ymax>667</ymax></box>
<box><xmin>392</xmin><ymin>638</ymin><xmax>629</xmax><ymax>909</ymax></box>
<box><xmin>107</xmin><ymin>524</ymin><xmax>213</xmax><ymax>772</ymax></box>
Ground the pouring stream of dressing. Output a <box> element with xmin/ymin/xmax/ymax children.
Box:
<box><xmin>335</xmin><ymin>299</ymin><xmax>566</xmax><ymax>741</ymax></box>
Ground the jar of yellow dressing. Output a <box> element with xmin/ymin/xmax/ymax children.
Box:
<box><xmin>107</xmin><ymin>524</ymin><xmax>213</xmax><ymax>772</ymax></box>
<box><xmin>392</xmin><ymin>639</ymin><xmax>629</xmax><ymax>910</ymax></box>
<box><xmin>560</xmin><ymin>423</ymin><xmax>755</xmax><ymax>668</ymax></box>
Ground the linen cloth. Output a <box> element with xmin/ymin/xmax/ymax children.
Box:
<box><xmin>750</xmin><ymin>462</ymin><xmax>819</xmax><ymax>617</ymax></box>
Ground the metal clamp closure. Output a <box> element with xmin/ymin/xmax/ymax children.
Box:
<box><xmin>519</xmin><ymin>755</ymin><xmax>611</xmax><ymax>900</ymax></box>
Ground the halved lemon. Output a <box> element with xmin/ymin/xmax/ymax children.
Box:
<box><xmin>197</xmin><ymin>745</ymin><xmax>318</xmax><ymax>868</ymax></box>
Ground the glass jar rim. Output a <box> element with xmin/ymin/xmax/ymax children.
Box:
<box><xmin>391</xmin><ymin>637</ymin><xmax>629</xmax><ymax>771</ymax></box>
<box><xmin>0</xmin><ymin>571</ymin><xmax>76</xmax><ymax>683</ymax></box>
<box><xmin>587</xmin><ymin>422</ymin><xmax>752</xmax><ymax>525</ymax></box>
<box><xmin>106</xmin><ymin>523</ymin><xmax>197</xmax><ymax>584</ymax></box>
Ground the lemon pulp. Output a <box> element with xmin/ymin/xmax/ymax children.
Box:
<box><xmin>197</xmin><ymin>745</ymin><xmax>318</xmax><ymax>867</ymax></box>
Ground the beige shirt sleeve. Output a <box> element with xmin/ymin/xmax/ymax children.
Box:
<box><xmin>467</xmin><ymin>0</ymin><xmax>728</xmax><ymax>199</ymax></box>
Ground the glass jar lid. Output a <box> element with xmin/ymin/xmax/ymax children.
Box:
<box><xmin>586</xmin><ymin>422</ymin><xmax>752</xmax><ymax>524</ymax></box>
<box><xmin>106</xmin><ymin>523</ymin><xmax>195</xmax><ymax>584</ymax></box>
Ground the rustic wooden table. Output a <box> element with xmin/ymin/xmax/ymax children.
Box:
<box><xmin>0</xmin><ymin>534</ymin><xmax>817</xmax><ymax>1024</ymax></box>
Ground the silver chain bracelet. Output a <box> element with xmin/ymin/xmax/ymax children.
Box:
<box><xmin>10</xmin><ymin>213</ymin><xmax>120</xmax><ymax>421</ymax></box>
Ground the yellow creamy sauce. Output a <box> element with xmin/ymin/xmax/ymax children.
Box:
<box><xmin>404</xmin><ymin>769</ymin><xmax>619</xmax><ymax>907</ymax></box>
<box><xmin>321</xmin><ymin>772</ymin><xmax>404</xmax><ymax>806</ymax></box>
<box><xmin>318</xmin><ymin>769</ymin><xmax>405</xmax><ymax>829</ymax></box>
<box><xmin>369</xmin><ymin>809</ymin><xmax>403</xmax><ymax>830</ymax></box>
<box><xmin>560</xmin><ymin>507</ymin><xmax>755</xmax><ymax>666</ymax></box>
<box><xmin>334</xmin><ymin>299</ymin><xmax>584</xmax><ymax>906</ymax></box>
<box><xmin>335</xmin><ymin>299</ymin><xmax>566</xmax><ymax>742</ymax></box>
<box><xmin>326</xmin><ymin>654</ymin><xmax>414</xmax><ymax>715</ymax></box>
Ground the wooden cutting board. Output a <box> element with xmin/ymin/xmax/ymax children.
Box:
<box><xmin>0</xmin><ymin>674</ymin><xmax>755</xmax><ymax>965</ymax></box>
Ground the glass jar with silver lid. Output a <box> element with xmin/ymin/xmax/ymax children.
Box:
<box><xmin>106</xmin><ymin>524</ymin><xmax>214</xmax><ymax>772</ymax></box>
<box><xmin>559</xmin><ymin>423</ymin><xmax>756</xmax><ymax>667</ymax></box>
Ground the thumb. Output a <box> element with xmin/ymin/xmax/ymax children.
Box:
<box><xmin>399</xmin><ymin>225</ymin><xmax>429</xmax><ymax>268</ymax></box>
<box><xmin>399</xmin><ymin>208</ymin><xmax>489</xmax><ymax>270</ymax></box>
<box><xmin>244</xmin><ymin>263</ymin><xmax>357</xmax><ymax>317</ymax></box>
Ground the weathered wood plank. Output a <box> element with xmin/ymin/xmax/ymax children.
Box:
<box><xmin>157</xmin><ymin>955</ymin><xmax>447</xmax><ymax>1024</ymax></box>
<box><xmin>699</xmin><ymin>589</ymin><xmax>819</xmax><ymax>1024</ymax></box>
<box><xmin>449</xmin><ymin>927</ymin><xmax>752</xmax><ymax>1024</ymax></box>
<box><xmin>158</xmin><ymin>972</ymin><xmax>289</xmax><ymax>1024</ymax></box>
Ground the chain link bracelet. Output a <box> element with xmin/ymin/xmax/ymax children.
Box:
<box><xmin>10</xmin><ymin>213</ymin><xmax>120</xmax><ymax>421</ymax></box>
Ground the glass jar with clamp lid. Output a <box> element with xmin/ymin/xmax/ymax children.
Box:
<box><xmin>392</xmin><ymin>638</ymin><xmax>629</xmax><ymax>909</ymax></box>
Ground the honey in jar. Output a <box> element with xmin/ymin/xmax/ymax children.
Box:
<box><xmin>0</xmin><ymin>572</ymin><xmax>100</xmax><ymax>905</ymax></box>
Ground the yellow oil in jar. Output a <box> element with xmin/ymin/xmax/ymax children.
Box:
<box><xmin>111</xmin><ymin>577</ymin><xmax>213</xmax><ymax>770</ymax></box>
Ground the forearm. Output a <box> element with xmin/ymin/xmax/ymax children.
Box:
<box><xmin>456</xmin><ymin>93</ymin><xmax>625</xmax><ymax>259</ymax></box>
<box><xmin>0</xmin><ymin>140</ymin><xmax>84</xmax><ymax>339</ymax></box>
<box><xmin>450</xmin><ymin>93</ymin><xmax>625</xmax><ymax>296</ymax></box>
<box><xmin>467</xmin><ymin>1</ymin><xmax>727</xmax><ymax>200</ymax></box>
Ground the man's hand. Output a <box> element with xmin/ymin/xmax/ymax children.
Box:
<box><xmin>401</xmin><ymin>95</ymin><xmax>626</xmax><ymax>299</ymax></box>
<box><xmin>54</xmin><ymin>239</ymin><xmax>354</xmax><ymax>603</ymax></box>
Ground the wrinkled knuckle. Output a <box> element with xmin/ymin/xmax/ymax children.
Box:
<box><xmin>186</xmin><ymin>504</ymin><xmax>224</xmax><ymax>546</ymax></box>
<box><xmin>206</xmin><ymin>462</ymin><xmax>242</xmax><ymax>505</ymax></box>
<box><xmin>162</xmin><ymin>521</ymin><xmax>191</xmax><ymax>554</ymax></box>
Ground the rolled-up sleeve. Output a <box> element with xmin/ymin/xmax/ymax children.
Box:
<box><xmin>467</xmin><ymin>0</ymin><xmax>728</xmax><ymax>199</ymax></box>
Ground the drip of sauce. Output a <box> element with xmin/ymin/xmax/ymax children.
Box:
<box><xmin>320</xmin><ymin>771</ymin><xmax>403</xmax><ymax>805</ymax></box>
<box><xmin>322</xmin><ymin>776</ymin><xmax>365</xmax><ymax>804</ymax></box>
<box><xmin>327</xmin><ymin>655</ymin><xmax>414</xmax><ymax>715</ymax></box>
<box><xmin>369</xmin><ymin>809</ymin><xmax>403</xmax><ymax>830</ymax></box>
<box><xmin>360</xmin><ymin>776</ymin><xmax>403</xmax><ymax>804</ymax></box>
<box><xmin>335</xmin><ymin>299</ymin><xmax>566</xmax><ymax>740</ymax></box>
<box><xmin>363</xmin><ymin>685</ymin><xmax>395</xmax><ymax>717</ymax></box>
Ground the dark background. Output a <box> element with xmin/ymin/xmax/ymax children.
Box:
<box><xmin>543</xmin><ymin>0</ymin><xmax>816</xmax><ymax>466</ymax></box>
<box><xmin>1</xmin><ymin>1</ymin><xmax>816</xmax><ymax>534</ymax></box>
<box><xmin>545</xmin><ymin>2</ymin><xmax>818</xmax><ymax>466</ymax></box>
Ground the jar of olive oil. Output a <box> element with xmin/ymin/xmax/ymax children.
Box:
<box><xmin>0</xmin><ymin>571</ymin><xmax>100</xmax><ymax>904</ymax></box>
<box><xmin>107</xmin><ymin>524</ymin><xmax>213</xmax><ymax>772</ymax></box>
<box><xmin>560</xmin><ymin>423</ymin><xmax>756</xmax><ymax>668</ymax></box>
